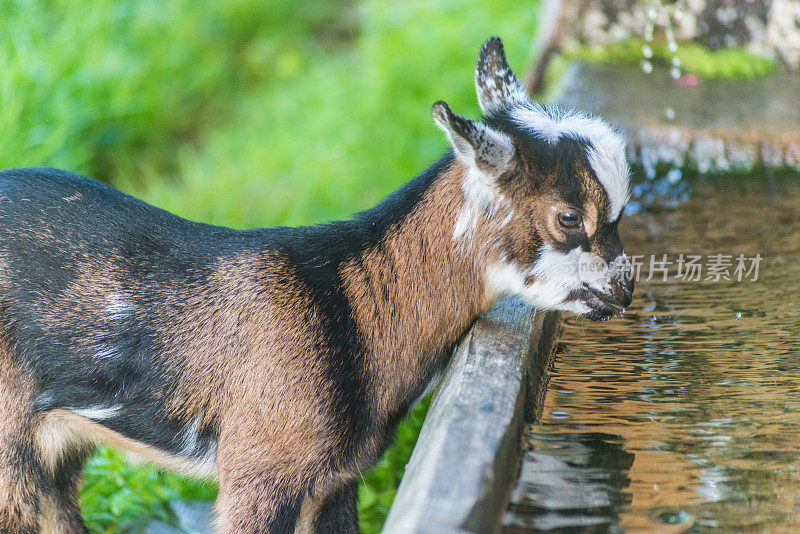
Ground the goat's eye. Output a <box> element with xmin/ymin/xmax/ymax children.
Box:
<box><xmin>558</xmin><ymin>211</ymin><xmax>581</xmax><ymax>229</ymax></box>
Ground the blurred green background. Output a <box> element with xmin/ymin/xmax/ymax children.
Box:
<box><xmin>2</xmin><ymin>0</ymin><xmax>538</xmax><ymax>531</ymax></box>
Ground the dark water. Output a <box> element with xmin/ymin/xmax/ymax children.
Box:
<box><xmin>504</xmin><ymin>172</ymin><xmax>800</xmax><ymax>532</ymax></box>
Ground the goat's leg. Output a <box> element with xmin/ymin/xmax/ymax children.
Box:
<box><xmin>0</xmin><ymin>351</ymin><xmax>46</xmax><ymax>533</ymax></box>
<box><xmin>38</xmin><ymin>446</ymin><xmax>92</xmax><ymax>534</ymax></box>
<box><xmin>0</xmin><ymin>435</ymin><xmax>45</xmax><ymax>534</ymax></box>
<box><xmin>215</xmin><ymin>472</ymin><xmax>303</xmax><ymax>534</ymax></box>
<box><xmin>296</xmin><ymin>479</ymin><xmax>359</xmax><ymax>534</ymax></box>
<box><xmin>214</xmin><ymin>437</ymin><xmax>306</xmax><ymax>534</ymax></box>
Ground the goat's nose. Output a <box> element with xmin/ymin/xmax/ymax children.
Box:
<box><xmin>608</xmin><ymin>270</ymin><xmax>634</xmax><ymax>309</ymax></box>
<box><xmin>618</xmin><ymin>275</ymin><xmax>634</xmax><ymax>308</ymax></box>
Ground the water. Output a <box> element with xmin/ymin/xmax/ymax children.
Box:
<box><xmin>639</xmin><ymin>0</ymin><xmax>682</xmax><ymax>82</ymax></box>
<box><xmin>504</xmin><ymin>171</ymin><xmax>800</xmax><ymax>532</ymax></box>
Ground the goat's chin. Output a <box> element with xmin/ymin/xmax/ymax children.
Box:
<box><xmin>578</xmin><ymin>297</ymin><xmax>627</xmax><ymax>321</ymax></box>
<box><xmin>517</xmin><ymin>290</ymin><xmax>626</xmax><ymax>321</ymax></box>
<box><xmin>555</xmin><ymin>288</ymin><xmax>627</xmax><ymax>321</ymax></box>
<box><xmin>554</xmin><ymin>303</ymin><xmax>622</xmax><ymax>321</ymax></box>
<box><xmin>531</xmin><ymin>299</ymin><xmax>614</xmax><ymax>321</ymax></box>
<box><xmin>580</xmin><ymin>306</ymin><xmax>623</xmax><ymax>322</ymax></box>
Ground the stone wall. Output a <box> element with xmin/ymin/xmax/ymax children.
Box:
<box><xmin>555</xmin><ymin>0</ymin><xmax>800</xmax><ymax>69</ymax></box>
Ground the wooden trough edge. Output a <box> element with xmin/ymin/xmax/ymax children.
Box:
<box><xmin>382</xmin><ymin>298</ymin><xmax>561</xmax><ymax>534</ymax></box>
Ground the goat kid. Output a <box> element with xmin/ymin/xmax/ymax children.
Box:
<box><xmin>0</xmin><ymin>37</ymin><xmax>632</xmax><ymax>533</ymax></box>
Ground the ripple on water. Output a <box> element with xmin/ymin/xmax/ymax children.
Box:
<box><xmin>504</xmin><ymin>173</ymin><xmax>800</xmax><ymax>532</ymax></box>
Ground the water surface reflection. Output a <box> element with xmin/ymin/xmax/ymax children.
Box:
<box><xmin>504</xmin><ymin>173</ymin><xmax>800</xmax><ymax>532</ymax></box>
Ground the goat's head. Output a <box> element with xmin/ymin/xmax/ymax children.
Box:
<box><xmin>433</xmin><ymin>36</ymin><xmax>633</xmax><ymax>321</ymax></box>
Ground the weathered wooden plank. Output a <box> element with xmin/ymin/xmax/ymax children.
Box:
<box><xmin>382</xmin><ymin>298</ymin><xmax>560</xmax><ymax>534</ymax></box>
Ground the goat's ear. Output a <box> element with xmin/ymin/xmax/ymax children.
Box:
<box><xmin>432</xmin><ymin>100</ymin><xmax>515</xmax><ymax>179</ymax></box>
<box><xmin>474</xmin><ymin>36</ymin><xmax>527</xmax><ymax>114</ymax></box>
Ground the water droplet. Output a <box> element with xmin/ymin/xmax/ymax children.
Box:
<box><xmin>665</xmin><ymin>107</ymin><xmax>675</xmax><ymax>121</ymax></box>
<box><xmin>646</xmin><ymin>6</ymin><xmax>657</xmax><ymax>20</ymax></box>
<box><xmin>671</xmin><ymin>67</ymin><xmax>681</xmax><ymax>79</ymax></box>
<box><xmin>642</xmin><ymin>60</ymin><xmax>653</xmax><ymax>74</ymax></box>
<box><xmin>659</xmin><ymin>510</ymin><xmax>694</xmax><ymax>525</ymax></box>
<box><xmin>672</xmin><ymin>56</ymin><xmax>681</xmax><ymax>67</ymax></box>
<box><xmin>645</xmin><ymin>161</ymin><xmax>657</xmax><ymax>180</ymax></box>
<box><xmin>668</xmin><ymin>41</ymin><xmax>678</xmax><ymax>53</ymax></box>
<box><xmin>642</xmin><ymin>45</ymin><xmax>653</xmax><ymax>59</ymax></box>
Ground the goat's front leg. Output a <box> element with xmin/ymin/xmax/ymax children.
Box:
<box><xmin>295</xmin><ymin>479</ymin><xmax>359</xmax><ymax>534</ymax></box>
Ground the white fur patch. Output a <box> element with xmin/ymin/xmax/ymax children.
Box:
<box><xmin>184</xmin><ymin>439</ymin><xmax>218</xmax><ymax>478</ymax></box>
<box><xmin>512</xmin><ymin>104</ymin><xmax>630</xmax><ymax>220</ymax></box>
<box><xmin>453</xmin><ymin>204</ymin><xmax>476</xmax><ymax>240</ymax></box>
<box><xmin>66</xmin><ymin>404</ymin><xmax>122</xmax><ymax>421</ymax></box>
<box><xmin>177</xmin><ymin>415</ymin><xmax>207</xmax><ymax>457</ymax></box>
<box><xmin>452</xmin><ymin>167</ymin><xmax>512</xmax><ymax>250</ymax></box>
<box><xmin>106</xmin><ymin>293</ymin><xmax>132</xmax><ymax>320</ymax></box>
<box><xmin>95</xmin><ymin>346</ymin><xmax>117</xmax><ymax>360</ymax></box>
<box><xmin>453</xmin><ymin>168</ymin><xmax>497</xmax><ymax>240</ymax></box>
<box><xmin>487</xmin><ymin>245</ymin><xmax>589</xmax><ymax>314</ymax></box>
<box><xmin>587</xmin><ymin>253</ymin><xmax>631</xmax><ymax>295</ymax></box>
<box><xmin>173</xmin><ymin>414</ymin><xmax>218</xmax><ymax>476</ymax></box>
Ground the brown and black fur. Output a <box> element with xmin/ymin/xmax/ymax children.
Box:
<box><xmin>0</xmin><ymin>37</ymin><xmax>633</xmax><ymax>533</ymax></box>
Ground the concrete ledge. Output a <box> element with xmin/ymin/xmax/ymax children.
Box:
<box><xmin>382</xmin><ymin>298</ymin><xmax>561</xmax><ymax>534</ymax></box>
<box><xmin>551</xmin><ymin>61</ymin><xmax>800</xmax><ymax>172</ymax></box>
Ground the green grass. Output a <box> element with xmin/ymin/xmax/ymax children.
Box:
<box><xmin>4</xmin><ymin>1</ymin><xmax>538</xmax><ymax>532</ymax></box>
<box><xmin>130</xmin><ymin>1</ymin><xmax>540</xmax><ymax>229</ymax></box>
<box><xmin>1</xmin><ymin>0</ymin><xmax>351</xmax><ymax>186</ymax></box>
<box><xmin>80</xmin><ymin>449</ymin><xmax>217</xmax><ymax>532</ymax></box>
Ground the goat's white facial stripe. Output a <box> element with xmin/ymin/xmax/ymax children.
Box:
<box><xmin>587</xmin><ymin>143</ymin><xmax>630</xmax><ymax>221</ymax></box>
<box><xmin>487</xmin><ymin>245</ymin><xmax>585</xmax><ymax>310</ymax></box>
<box><xmin>511</xmin><ymin>103</ymin><xmax>630</xmax><ymax>220</ymax></box>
